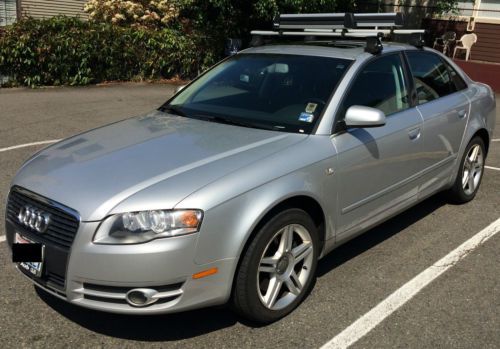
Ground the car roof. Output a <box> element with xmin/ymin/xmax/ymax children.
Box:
<box><xmin>240</xmin><ymin>42</ymin><xmax>417</xmax><ymax>61</ymax></box>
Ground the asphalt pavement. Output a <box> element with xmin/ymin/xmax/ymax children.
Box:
<box><xmin>0</xmin><ymin>84</ymin><xmax>499</xmax><ymax>348</ymax></box>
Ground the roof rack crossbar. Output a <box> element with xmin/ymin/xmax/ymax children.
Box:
<box><xmin>250</xmin><ymin>29</ymin><xmax>424</xmax><ymax>38</ymax></box>
<box><xmin>251</xmin><ymin>30</ymin><xmax>379</xmax><ymax>38</ymax></box>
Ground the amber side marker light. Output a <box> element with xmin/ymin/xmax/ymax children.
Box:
<box><xmin>192</xmin><ymin>267</ymin><xmax>218</xmax><ymax>279</ymax></box>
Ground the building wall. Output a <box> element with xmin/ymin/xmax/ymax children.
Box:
<box><xmin>471</xmin><ymin>22</ymin><xmax>500</xmax><ymax>63</ymax></box>
<box><xmin>395</xmin><ymin>0</ymin><xmax>500</xmax><ymax>63</ymax></box>
<box><xmin>20</xmin><ymin>0</ymin><xmax>87</xmax><ymax>19</ymax></box>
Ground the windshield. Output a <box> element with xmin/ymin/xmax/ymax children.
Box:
<box><xmin>165</xmin><ymin>54</ymin><xmax>351</xmax><ymax>133</ymax></box>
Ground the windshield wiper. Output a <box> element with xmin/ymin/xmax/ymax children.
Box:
<box><xmin>159</xmin><ymin>105</ymin><xmax>188</xmax><ymax>117</ymax></box>
<box><xmin>190</xmin><ymin>114</ymin><xmax>277</xmax><ymax>131</ymax></box>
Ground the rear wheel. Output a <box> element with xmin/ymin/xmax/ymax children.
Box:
<box><xmin>448</xmin><ymin>136</ymin><xmax>485</xmax><ymax>203</ymax></box>
<box><xmin>232</xmin><ymin>209</ymin><xmax>319</xmax><ymax>323</ymax></box>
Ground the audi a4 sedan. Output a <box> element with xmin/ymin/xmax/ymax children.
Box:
<box><xmin>5</xmin><ymin>41</ymin><xmax>495</xmax><ymax>323</ymax></box>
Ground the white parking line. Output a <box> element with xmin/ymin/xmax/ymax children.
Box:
<box><xmin>492</xmin><ymin>139</ymin><xmax>500</xmax><ymax>142</ymax></box>
<box><xmin>321</xmin><ymin>217</ymin><xmax>500</xmax><ymax>349</ymax></box>
<box><xmin>485</xmin><ymin>165</ymin><xmax>500</xmax><ymax>171</ymax></box>
<box><xmin>0</xmin><ymin>235</ymin><xmax>5</xmax><ymax>243</ymax></box>
<box><xmin>0</xmin><ymin>140</ymin><xmax>60</xmax><ymax>153</ymax></box>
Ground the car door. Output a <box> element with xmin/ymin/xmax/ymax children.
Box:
<box><xmin>405</xmin><ymin>51</ymin><xmax>470</xmax><ymax>197</ymax></box>
<box><xmin>331</xmin><ymin>53</ymin><xmax>426</xmax><ymax>239</ymax></box>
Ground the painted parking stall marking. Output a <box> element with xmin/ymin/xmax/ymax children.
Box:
<box><xmin>485</xmin><ymin>165</ymin><xmax>500</xmax><ymax>171</ymax></box>
<box><xmin>0</xmin><ymin>235</ymin><xmax>6</xmax><ymax>243</ymax></box>
<box><xmin>0</xmin><ymin>140</ymin><xmax>60</xmax><ymax>153</ymax></box>
<box><xmin>321</xmin><ymin>217</ymin><xmax>500</xmax><ymax>349</ymax></box>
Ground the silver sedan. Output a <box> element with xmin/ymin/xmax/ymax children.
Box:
<box><xmin>5</xmin><ymin>42</ymin><xmax>496</xmax><ymax>323</ymax></box>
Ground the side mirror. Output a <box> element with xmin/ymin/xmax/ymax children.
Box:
<box><xmin>344</xmin><ymin>105</ymin><xmax>386</xmax><ymax>128</ymax></box>
<box><xmin>175</xmin><ymin>84</ymin><xmax>187</xmax><ymax>94</ymax></box>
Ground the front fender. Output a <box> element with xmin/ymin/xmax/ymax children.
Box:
<box><xmin>175</xmin><ymin>137</ymin><xmax>338</xmax><ymax>266</ymax></box>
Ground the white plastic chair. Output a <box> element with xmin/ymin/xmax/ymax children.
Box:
<box><xmin>453</xmin><ymin>33</ymin><xmax>477</xmax><ymax>61</ymax></box>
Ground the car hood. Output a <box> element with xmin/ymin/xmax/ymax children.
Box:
<box><xmin>13</xmin><ymin>111</ymin><xmax>306</xmax><ymax>221</ymax></box>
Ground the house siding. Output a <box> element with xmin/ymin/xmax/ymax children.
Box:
<box><xmin>20</xmin><ymin>0</ymin><xmax>87</xmax><ymax>19</ymax></box>
<box><xmin>471</xmin><ymin>22</ymin><xmax>500</xmax><ymax>63</ymax></box>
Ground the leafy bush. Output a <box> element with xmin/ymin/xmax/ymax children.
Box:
<box><xmin>0</xmin><ymin>16</ymin><xmax>216</xmax><ymax>87</ymax></box>
<box><xmin>84</xmin><ymin>0</ymin><xmax>180</xmax><ymax>27</ymax></box>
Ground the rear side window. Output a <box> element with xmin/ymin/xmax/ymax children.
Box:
<box><xmin>341</xmin><ymin>54</ymin><xmax>409</xmax><ymax>117</ymax></box>
<box><xmin>406</xmin><ymin>51</ymin><xmax>461</xmax><ymax>104</ymax></box>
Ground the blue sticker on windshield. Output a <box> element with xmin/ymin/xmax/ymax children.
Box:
<box><xmin>299</xmin><ymin>112</ymin><xmax>314</xmax><ymax>123</ymax></box>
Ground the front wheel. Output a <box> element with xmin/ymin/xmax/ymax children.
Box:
<box><xmin>447</xmin><ymin>136</ymin><xmax>486</xmax><ymax>204</ymax></box>
<box><xmin>232</xmin><ymin>209</ymin><xmax>319</xmax><ymax>323</ymax></box>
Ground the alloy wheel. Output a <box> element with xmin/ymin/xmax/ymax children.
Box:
<box><xmin>461</xmin><ymin>144</ymin><xmax>483</xmax><ymax>196</ymax></box>
<box><xmin>257</xmin><ymin>224</ymin><xmax>314</xmax><ymax>310</ymax></box>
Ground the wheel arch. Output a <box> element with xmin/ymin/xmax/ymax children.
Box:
<box><xmin>473</xmin><ymin>128</ymin><xmax>490</xmax><ymax>155</ymax></box>
<box><xmin>229</xmin><ymin>194</ymin><xmax>327</xmax><ymax>297</ymax></box>
<box><xmin>245</xmin><ymin>195</ymin><xmax>327</xmax><ymax>252</ymax></box>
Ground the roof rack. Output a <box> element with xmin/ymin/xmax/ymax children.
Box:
<box><xmin>251</xmin><ymin>12</ymin><xmax>426</xmax><ymax>54</ymax></box>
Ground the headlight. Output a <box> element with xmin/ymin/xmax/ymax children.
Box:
<box><xmin>93</xmin><ymin>209</ymin><xmax>203</xmax><ymax>244</ymax></box>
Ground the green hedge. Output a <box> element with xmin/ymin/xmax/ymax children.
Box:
<box><xmin>0</xmin><ymin>17</ymin><xmax>218</xmax><ymax>87</ymax></box>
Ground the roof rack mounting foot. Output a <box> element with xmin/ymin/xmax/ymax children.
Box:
<box><xmin>365</xmin><ymin>32</ymin><xmax>384</xmax><ymax>54</ymax></box>
<box><xmin>409</xmin><ymin>31</ymin><xmax>427</xmax><ymax>48</ymax></box>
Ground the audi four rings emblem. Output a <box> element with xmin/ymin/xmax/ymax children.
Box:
<box><xmin>17</xmin><ymin>205</ymin><xmax>51</xmax><ymax>233</ymax></box>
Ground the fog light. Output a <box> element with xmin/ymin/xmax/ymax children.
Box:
<box><xmin>125</xmin><ymin>288</ymin><xmax>159</xmax><ymax>307</ymax></box>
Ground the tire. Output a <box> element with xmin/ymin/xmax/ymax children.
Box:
<box><xmin>232</xmin><ymin>208</ymin><xmax>319</xmax><ymax>324</ymax></box>
<box><xmin>447</xmin><ymin>136</ymin><xmax>486</xmax><ymax>204</ymax></box>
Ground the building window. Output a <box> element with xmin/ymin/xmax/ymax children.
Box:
<box><xmin>457</xmin><ymin>1</ymin><xmax>475</xmax><ymax>16</ymax></box>
<box><xmin>477</xmin><ymin>0</ymin><xmax>500</xmax><ymax>19</ymax></box>
<box><xmin>0</xmin><ymin>0</ymin><xmax>17</xmax><ymax>26</ymax></box>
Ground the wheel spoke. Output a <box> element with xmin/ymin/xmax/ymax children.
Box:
<box><xmin>278</xmin><ymin>225</ymin><xmax>294</xmax><ymax>254</ymax></box>
<box><xmin>285</xmin><ymin>271</ymin><xmax>302</xmax><ymax>296</ymax></box>
<box><xmin>291</xmin><ymin>242</ymin><xmax>313</xmax><ymax>264</ymax></box>
<box><xmin>469</xmin><ymin>145</ymin><xmax>479</xmax><ymax>163</ymax></box>
<box><xmin>264</xmin><ymin>276</ymin><xmax>283</xmax><ymax>308</ymax></box>
<box><xmin>259</xmin><ymin>257</ymin><xmax>278</xmax><ymax>273</ymax></box>
<box><xmin>467</xmin><ymin>171</ymin><xmax>475</xmax><ymax>191</ymax></box>
<box><xmin>462</xmin><ymin>170</ymin><xmax>469</xmax><ymax>188</ymax></box>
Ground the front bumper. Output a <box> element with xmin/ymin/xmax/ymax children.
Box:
<box><xmin>6</xmin><ymin>218</ymin><xmax>236</xmax><ymax>314</ymax></box>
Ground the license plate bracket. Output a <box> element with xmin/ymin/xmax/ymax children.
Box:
<box><xmin>13</xmin><ymin>233</ymin><xmax>45</xmax><ymax>277</ymax></box>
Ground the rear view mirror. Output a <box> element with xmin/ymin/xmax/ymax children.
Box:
<box><xmin>345</xmin><ymin>105</ymin><xmax>386</xmax><ymax>128</ymax></box>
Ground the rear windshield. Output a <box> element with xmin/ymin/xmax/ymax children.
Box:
<box><xmin>166</xmin><ymin>54</ymin><xmax>351</xmax><ymax>133</ymax></box>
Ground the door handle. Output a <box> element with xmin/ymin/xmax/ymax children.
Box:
<box><xmin>408</xmin><ymin>127</ymin><xmax>421</xmax><ymax>141</ymax></box>
<box><xmin>458</xmin><ymin>109</ymin><xmax>467</xmax><ymax>118</ymax></box>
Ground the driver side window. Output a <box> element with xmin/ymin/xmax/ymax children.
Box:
<box><xmin>341</xmin><ymin>54</ymin><xmax>409</xmax><ymax>118</ymax></box>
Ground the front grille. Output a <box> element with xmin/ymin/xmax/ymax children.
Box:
<box><xmin>6</xmin><ymin>187</ymin><xmax>80</xmax><ymax>250</ymax></box>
